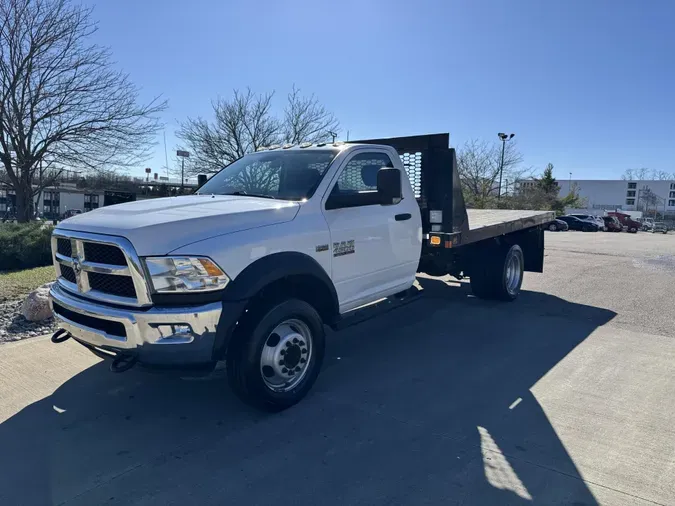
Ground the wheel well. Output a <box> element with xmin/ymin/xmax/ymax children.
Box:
<box><xmin>243</xmin><ymin>274</ymin><xmax>338</xmax><ymax>326</ymax></box>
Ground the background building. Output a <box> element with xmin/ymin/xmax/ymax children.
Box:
<box><xmin>1</xmin><ymin>172</ymin><xmax>199</xmax><ymax>221</ymax></box>
<box><xmin>551</xmin><ymin>179</ymin><xmax>675</xmax><ymax>216</ymax></box>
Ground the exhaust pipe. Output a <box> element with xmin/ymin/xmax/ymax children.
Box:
<box><xmin>51</xmin><ymin>329</ymin><xmax>71</xmax><ymax>344</ymax></box>
<box><xmin>110</xmin><ymin>354</ymin><xmax>137</xmax><ymax>373</ymax></box>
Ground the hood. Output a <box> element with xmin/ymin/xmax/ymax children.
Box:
<box><xmin>57</xmin><ymin>195</ymin><xmax>300</xmax><ymax>255</ymax></box>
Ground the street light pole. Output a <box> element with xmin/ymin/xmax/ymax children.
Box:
<box><xmin>497</xmin><ymin>133</ymin><xmax>515</xmax><ymax>199</ymax></box>
<box><xmin>176</xmin><ymin>150</ymin><xmax>190</xmax><ymax>194</ymax></box>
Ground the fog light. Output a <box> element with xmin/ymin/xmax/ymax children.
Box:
<box><xmin>156</xmin><ymin>324</ymin><xmax>193</xmax><ymax>341</ymax></box>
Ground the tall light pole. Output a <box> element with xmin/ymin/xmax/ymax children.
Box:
<box><xmin>497</xmin><ymin>133</ymin><xmax>515</xmax><ymax>199</ymax></box>
<box><xmin>176</xmin><ymin>150</ymin><xmax>190</xmax><ymax>193</ymax></box>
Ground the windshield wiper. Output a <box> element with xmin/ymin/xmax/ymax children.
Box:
<box><xmin>226</xmin><ymin>191</ymin><xmax>277</xmax><ymax>200</ymax></box>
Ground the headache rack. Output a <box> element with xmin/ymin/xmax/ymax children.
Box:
<box><xmin>350</xmin><ymin>133</ymin><xmax>554</xmax><ymax>250</ymax></box>
<box><xmin>350</xmin><ymin>133</ymin><xmax>469</xmax><ymax>237</ymax></box>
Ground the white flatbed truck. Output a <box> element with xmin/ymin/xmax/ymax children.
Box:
<box><xmin>49</xmin><ymin>133</ymin><xmax>554</xmax><ymax>410</ymax></box>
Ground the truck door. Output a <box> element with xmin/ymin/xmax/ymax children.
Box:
<box><xmin>322</xmin><ymin>150</ymin><xmax>421</xmax><ymax>312</ymax></box>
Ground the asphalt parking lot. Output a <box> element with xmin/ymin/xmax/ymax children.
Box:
<box><xmin>1</xmin><ymin>231</ymin><xmax>674</xmax><ymax>505</ymax></box>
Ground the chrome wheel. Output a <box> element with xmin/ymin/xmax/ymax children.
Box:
<box><xmin>505</xmin><ymin>252</ymin><xmax>522</xmax><ymax>296</ymax></box>
<box><xmin>549</xmin><ymin>223</ymin><xmax>557</xmax><ymax>231</ymax></box>
<box><xmin>259</xmin><ymin>318</ymin><xmax>313</xmax><ymax>393</ymax></box>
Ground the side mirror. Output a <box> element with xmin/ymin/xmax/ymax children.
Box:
<box><xmin>377</xmin><ymin>168</ymin><xmax>402</xmax><ymax>205</ymax></box>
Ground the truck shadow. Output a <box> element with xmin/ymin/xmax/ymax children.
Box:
<box><xmin>0</xmin><ymin>277</ymin><xmax>616</xmax><ymax>505</ymax></box>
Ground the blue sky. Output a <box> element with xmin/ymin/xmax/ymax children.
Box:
<box><xmin>85</xmin><ymin>0</ymin><xmax>675</xmax><ymax>180</ymax></box>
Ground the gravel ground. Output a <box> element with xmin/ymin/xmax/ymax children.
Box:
<box><xmin>0</xmin><ymin>300</ymin><xmax>57</xmax><ymax>344</ymax></box>
<box><xmin>531</xmin><ymin>230</ymin><xmax>675</xmax><ymax>339</ymax></box>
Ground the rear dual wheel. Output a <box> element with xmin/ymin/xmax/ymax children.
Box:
<box><xmin>470</xmin><ymin>244</ymin><xmax>524</xmax><ymax>301</ymax></box>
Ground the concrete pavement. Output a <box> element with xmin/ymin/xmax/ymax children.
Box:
<box><xmin>1</xmin><ymin>232</ymin><xmax>674</xmax><ymax>505</ymax></box>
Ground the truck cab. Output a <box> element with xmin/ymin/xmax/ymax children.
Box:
<box><xmin>607</xmin><ymin>211</ymin><xmax>640</xmax><ymax>233</ymax></box>
<box><xmin>49</xmin><ymin>134</ymin><xmax>552</xmax><ymax>410</ymax></box>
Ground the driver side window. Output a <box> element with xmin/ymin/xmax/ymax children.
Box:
<box><xmin>326</xmin><ymin>152</ymin><xmax>394</xmax><ymax>210</ymax></box>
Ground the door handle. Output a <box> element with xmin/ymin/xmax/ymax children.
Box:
<box><xmin>395</xmin><ymin>213</ymin><xmax>412</xmax><ymax>221</ymax></box>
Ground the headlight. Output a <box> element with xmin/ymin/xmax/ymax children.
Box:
<box><xmin>144</xmin><ymin>256</ymin><xmax>229</xmax><ymax>293</ymax></box>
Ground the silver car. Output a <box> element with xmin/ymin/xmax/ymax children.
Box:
<box><xmin>651</xmin><ymin>222</ymin><xmax>668</xmax><ymax>234</ymax></box>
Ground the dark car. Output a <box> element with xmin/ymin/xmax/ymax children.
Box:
<box><xmin>547</xmin><ymin>219</ymin><xmax>569</xmax><ymax>231</ymax></box>
<box><xmin>558</xmin><ymin>215</ymin><xmax>599</xmax><ymax>232</ymax></box>
<box><xmin>602</xmin><ymin>216</ymin><xmax>622</xmax><ymax>232</ymax></box>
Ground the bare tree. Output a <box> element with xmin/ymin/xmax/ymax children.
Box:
<box><xmin>283</xmin><ymin>85</ymin><xmax>339</xmax><ymax>144</ymax></box>
<box><xmin>177</xmin><ymin>86</ymin><xmax>340</xmax><ymax>176</ymax></box>
<box><xmin>650</xmin><ymin>169</ymin><xmax>672</xmax><ymax>181</ymax></box>
<box><xmin>0</xmin><ymin>0</ymin><xmax>166</xmax><ymax>222</ymax></box>
<box><xmin>456</xmin><ymin>139</ymin><xmax>527</xmax><ymax>208</ymax></box>
<box><xmin>622</xmin><ymin>168</ymin><xmax>651</xmax><ymax>180</ymax></box>
<box><xmin>176</xmin><ymin>89</ymin><xmax>279</xmax><ymax>176</ymax></box>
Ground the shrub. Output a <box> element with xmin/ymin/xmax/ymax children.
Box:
<box><xmin>0</xmin><ymin>222</ymin><xmax>54</xmax><ymax>271</ymax></box>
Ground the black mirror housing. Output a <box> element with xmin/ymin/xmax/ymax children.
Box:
<box><xmin>377</xmin><ymin>168</ymin><xmax>402</xmax><ymax>205</ymax></box>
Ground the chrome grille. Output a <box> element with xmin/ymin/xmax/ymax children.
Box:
<box><xmin>51</xmin><ymin>231</ymin><xmax>152</xmax><ymax>307</ymax></box>
<box><xmin>83</xmin><ymin>242</ymin><xmax>127</xmax><ymax>266</ymax></box>
<box><xmin>60</xmin><ymin>265</ymin><xmax>77</xmax><ymax>284</ymax></box>
<box><xmin>57</xmin><ymin>238</ymin><xmax>72</xmax><ymax>257</ymax></box>
<box><xmin>88</xmin><ymin>272</ymin><xmax>136</xmax><ymax>297</ymax></box>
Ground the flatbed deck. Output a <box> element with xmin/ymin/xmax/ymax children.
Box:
<box><xmin>462</xmin><ymin>209</ymin><xmax>555</xmax><ymax>244</ymax></box>
<box><xmin>467</xmin><ymin>209</ymin><xmax>554</xmax><ymax>231</ymax></box>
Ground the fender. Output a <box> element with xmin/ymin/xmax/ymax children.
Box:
<box><xmin>212</xmin><ymin>252</ymin><xmax>338</xmax><ymax>360</ymax></box>
<box><xmin>223</xmin><ymin>251</ymin><xmax>338</xmax><ymax>307</ymax></box>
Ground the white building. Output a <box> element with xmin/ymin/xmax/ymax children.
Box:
<box><xmin>1</xmin><ymin>185</ymin><xmax>104</xmax><ymax>219</ymax></box>
<box><xmin>555</xmin><ymin>179</ymin><xmax>675</xmax><ymax>214</ymax></box>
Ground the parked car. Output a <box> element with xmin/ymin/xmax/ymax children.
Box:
<box><xmin>569</xmin><ymin>214</ymin><xmax>605</xmax><ymax>231</ymax></box>
<box><xmin>63</xmin><ymin>209</ymin><xmax>82</xmax><ymax>219</ymax></box>
<box><xmin>651</xmin><ymin>222</ymin><xmax>668</xmax><ymax>234</ymax></box>
<box><xmin>547</xmin><ymin>219</ymin><xmax>569</xmax><ymax>231</ymax></box>
<box><xmin>602</xmin><ymin>216</ymin><xmax>622</xmax><ymax>232</ymax></box>
<box><xmin>558</xmin><ymin>215</ymin><xmax>599</xmax><ymax>232</ymax></box>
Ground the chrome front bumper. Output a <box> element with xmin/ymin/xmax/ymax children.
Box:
<box><xmin>49</xmin><ymin>283</ymin><xmax>222</xmax><ymax>366</ymax></box>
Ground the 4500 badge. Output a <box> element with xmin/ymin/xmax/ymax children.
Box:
<box><xmin>333</xmin><ymin>240</ymin><xmax>355</xmax><ymax>257</ymax></box>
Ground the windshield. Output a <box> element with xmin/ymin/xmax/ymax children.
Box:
<box><xmin>197</xmin><ymin>149</ymin><xmax>339</xmax><ymax>201</ymax></box>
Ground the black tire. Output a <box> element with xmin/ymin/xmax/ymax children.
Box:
<box><xmin>470</xmin><ymin>244</ymin><xmax>524</xmax><ymax>302</ymax></box>
<box><xmin>226</xmin><ymin>298</ymin><xmax>325</xmax><ymax>411</ymax></box>
<box><xmin>548</xmin><ymin>223</ymin><xmax>558</xmax><ymax>231</ymax></box>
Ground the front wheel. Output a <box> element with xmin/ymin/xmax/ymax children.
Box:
<box><xmin>226</xmin><ymin>299</ymin><xmax>325</xmax><ymax>411</ymax></box>
<box><xmin>470</xmin><ymin>244</ymin><xmax>524</xmax><ymax>301</ymax></box>
<box><xmin>548</xmin><ymin>223</ymin><xmax>557</xmax><ymax>231</ymax></box>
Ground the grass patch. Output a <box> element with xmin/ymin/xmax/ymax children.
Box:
<box><xmin>0</xmin><ymin>266</ymin><xmax>56</xmax><ymax>303</ymax></box>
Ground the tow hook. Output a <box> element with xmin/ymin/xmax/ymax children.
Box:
<box><xmin>51</xmin><ymin>329</ymin><xmax>71</xmax><ymax>344</ymax></box>
<box><xmin>110</xmin><ymin>354</ymin><xmax>137</xmax><ymax>373</ymax></box>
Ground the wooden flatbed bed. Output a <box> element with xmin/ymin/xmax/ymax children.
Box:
<box><xmin>463</xmin><ymin>209</ymin><xmax>555</xmax><ymax>244</ymax></box>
